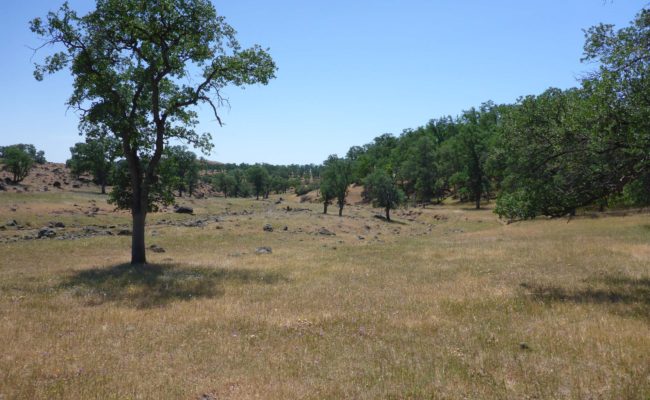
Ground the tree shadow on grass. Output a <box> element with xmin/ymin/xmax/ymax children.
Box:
<box><xmin>60</xmin><ymin>263</ymin><xmax>288</xmax><ymax>309</ymax></box>
<box><xmin>520</xmin><ymin>274</ymin><xmax>650</xmax><ymax>321</ymax></box>
<box><xmin>373</xmin><ymin>215</ymin><xmax>408</xmax><ymax>225</ymax></box>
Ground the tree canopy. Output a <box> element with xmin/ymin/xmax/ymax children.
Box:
<box><xmin>32</xmin><ymin>0</ymin><xmax>276</xmax><ymax>264</ymax></box>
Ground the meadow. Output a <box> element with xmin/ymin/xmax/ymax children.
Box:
<box><xmin>0</xmin><ymin>190</ymin><xmax>648</xmax><ymax>399</ymax></box>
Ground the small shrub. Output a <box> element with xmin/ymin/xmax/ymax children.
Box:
<box><xmin>495</xmin><ymin>190</ymin><xmax>538</xmax><ymax>221</ymax></box>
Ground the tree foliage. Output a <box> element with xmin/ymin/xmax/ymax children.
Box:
<box><xmin>246</xmin><ymin>165</ymin><xmax>270</xmax><ymax>200</ymax></box>
<box><xmin>364</xmin><ymin>170</ymin><xmax>404</xmax><ymax>221</ymax></box>
<box><xmin>2</xmin><ymin>146</ymin><xmax>35</xmax><ymax>183</ymax></box>
<box><xmin>335</xmin><ymin>8</ymin><xmax>650</xmax><ymax>221</ymax></box>
<box><xmin>67</xmin><ymin>136</ymin><xmax>120</xmax><ymax>194</ymax></box>
<box><xmin>159</xmin><ymin>146</ymin><xmax>200</xmax><ymax>197</ymax></box>
<box><xmin>32</xmin><ymin>0</ymin><xmax>276</xmax><ymax>264</ymax></box>
<box><xmin>321</xmin><ymin>155</ymin><xmax>352</xmax><ymax>216</ymax></box>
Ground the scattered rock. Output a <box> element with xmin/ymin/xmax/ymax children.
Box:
<box><xmin>149</xmin><ymin>244</ymin><xmax>166</xmax><ymax>253</ymax></box>
<box><xmin>37</xmin><ymin>228</ymin><xmax>57</xmax><ymax>239</ymax></box>
<box><xmin>117</xmin><ymin>229</ymin><xmax>132</xmax><ymax>236</ymax></box>
<box><xmin>263</xmin><ymin>224</ymin><xmax>274</xmax><ymax>232</ymax></box>
<box><xmin>519</xmin><ymin>342</ymin><xmax>531</xmax><ymax>351</ymax></box>
<box><xmin>52</xmin><ymin>181</ymin><xmax>62</xmax><ymax>188</ymax></box>
<box><xmin>318</xmin><ymin>227</ymin><xmax>335</xmax><ymax>236</ymax></box>
<box><xmin>72</xmin><ymin>183</ymin><xmax>81</xmax><ymax>188</ymax></box>
<box><xmin>183</xmin><ymin>220</ymin><xmax>205</xmax><ymax>227</ymax></box>
<box><xmin>215</xmin><ymin>225</ymin><xmax>223</xmax><ymax>230</ymax></box>
<box><xmin>84</xmin><ymin>226</ymin><xmax>101</xmax><ymax>234</ymax></box>
<box><xmin>175</xmin><ymin>206</ymin><xmax>194</xmax><ymax>214</ymax></box>
<box><xmin>357</xmin><ymin>235</ymin><xmax>365</xmax><ymax>240</ymax></box>
<box><xmin>54</xmin><ymin>222</ymin><xmax>65</xmax><ymax>228</ymax></box>
<box><xmin>6</xmin><ymin>220</ymin><xmax>18</xmax><ymax>227</ymax></box>
<box><xmin>255</xmin><ymin>246</ymin><xmax>273</xmax><ymax>254</ymax></box>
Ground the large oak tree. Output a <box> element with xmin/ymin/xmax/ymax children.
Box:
<box><xmin>32</xmin><ymin>0</ymin><xmax>276</xmax><ymax>264</ymax></box>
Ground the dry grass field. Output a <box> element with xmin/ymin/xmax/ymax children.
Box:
<box><xmin>0</xmin><ymin>188</ymin><xmax>649</xmax><ymax>399</ymax></box>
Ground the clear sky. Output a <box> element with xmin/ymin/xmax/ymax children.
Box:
<box><xmin>0</xmin><ymin>1</ymin><xmax>647</xmax><ymax>164</ymax></box>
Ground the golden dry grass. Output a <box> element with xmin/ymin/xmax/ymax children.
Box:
<box><xmin>0</xmin><ymin>191</ymin><xmax>649</xmax><ymax>399</ymax></box>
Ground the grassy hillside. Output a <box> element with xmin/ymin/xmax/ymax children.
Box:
<box><xmin>0</xmin><ymin>190</ymin><xmax>648</xmax><ymax>399</ymax></box>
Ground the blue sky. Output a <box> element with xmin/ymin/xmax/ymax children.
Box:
<box><xmin>0</xmin><ymin>1</ymin><xmax>646</xmax><ymax>164</ymax></box>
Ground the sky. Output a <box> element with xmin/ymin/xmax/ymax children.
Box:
<box><xmin>0</xmin><ymin>1</ymin><xmax>647</xmax><ymax>165</ymax></box>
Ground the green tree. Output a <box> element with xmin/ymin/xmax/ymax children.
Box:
<box><xmin>0</xmin><ymin>144</ymin><xmax>46</xmax><ymax>165</ymax></box>
<box><xmin>364</xmin><ymin>170</ymin><xmax>404</xmax><ymax>221</ymax></box>
<box><xmin>223</xmin><ymin>174</ymin><xmax>239</xmax><ymax>197</ymax></box>
<box><xmin>494</xmin><ymin>87</ymin><xmax>624</xmax><ymax>219</ymax></box>
<box><xmin>109</xmin><ymin>159</ymin><xmax>175</xmax><ymax>212</ymax></box>
<box><xmin>247</xmin><ymin>165</ymin><xmax>270</xmax><ymax>200</ymax></box>
<box><xmin>2</xmin><ymin>146</ymin><xmax>34</xmax><ymax>183</ymax></box>
<box><xmin>32</xmin><ymin>0</ymin><xmax>276</xmax><ymax>264</ymax></box>
<box><xmin>320</xmin><ymin>175</ymin><xmax>335</xmax><ymax>214</ymax></box>
<box><xmin>211</xmin><ymin>171</ymin><xmax>241</xmax><ymax>197</ymax></box>
<box><xmin>212</xmin><ymin>173</ymin><xmax>227</xmax><ymax>196</ymax></box>
<box><xmin>493</xmin><ymin>9</ymin><xmax>650</xmax><ymax>220</ymax></box>
<box><xmin>582</xmin><ymin>8</ymin><xmax>650</xmax><ymax>203</ymax></box>
<box><xmin>446</xmin><ymin>103</ymin><xmax>498</xmax><ymax>209</ymax></box>
<box><xmin>160</xmin><ymin>146</ymin><xmax>200</xmax><ymax>197</ymax></box>
<box><xmin>321</xmin><ymin>155</ymin><xmax>352</xmax><ymax>216</ymax></box>
<box><xmin>270</xmin><ymin>175</ymin><xmax>289</xmax><ymax>194</ymax></box>
<box><xmin>67</xmin><ymin>136</ymin><xmax>120</xmax><ymax>194</ymax></box>
<box><xmin>403</xmin><ymin>135</ymin><xmax>439</xmax><ymax>204</ymax></box>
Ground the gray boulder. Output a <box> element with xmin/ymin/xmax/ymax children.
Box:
<box><xmin>175</xmin><ymin>206</ymin><xmax>194</xmax><ymax>214</ymax></box>
<box><xmin>318</xmin><ymin>227</ymin><xmax>335</xmax><ymax>236</ymax></box>
<box><xmin>255</xmin><ymin>247</ymin><xmax>272</xmax><ymax>254</ymax></box>
<box><xmin>38</xmin><ymin>228</ymin><xmax>57</xmax><ymax>239</ymax></box>
<box><xmin>149</xmin><ymin>244</ymin><xmax>166</xmax><ymax>253</ymax></box>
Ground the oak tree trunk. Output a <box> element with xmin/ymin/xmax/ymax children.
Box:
<box><xmin>127</xmin><ymin>155</ymin><xmax>148</xmax><ymax>265</ymax></box>
<box><xmin>131</xmin><ymin>207</ymin><xmax>147</xmax><ymax>264</ymax></box>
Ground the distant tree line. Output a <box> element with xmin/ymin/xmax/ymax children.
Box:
<box><xmin>319</xmin><ymin>9</ymin><xmax>650</xmax><ymax>220</ymax></box>
<box><xmin>26</xmin><ymin>6</ymin><xmax>650</xmax><ymax>227</ymax></box>
<box><xmin>65</xmin><ymin>138</ymin><xmax>323</xmax><ymax>207</ymax></box>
